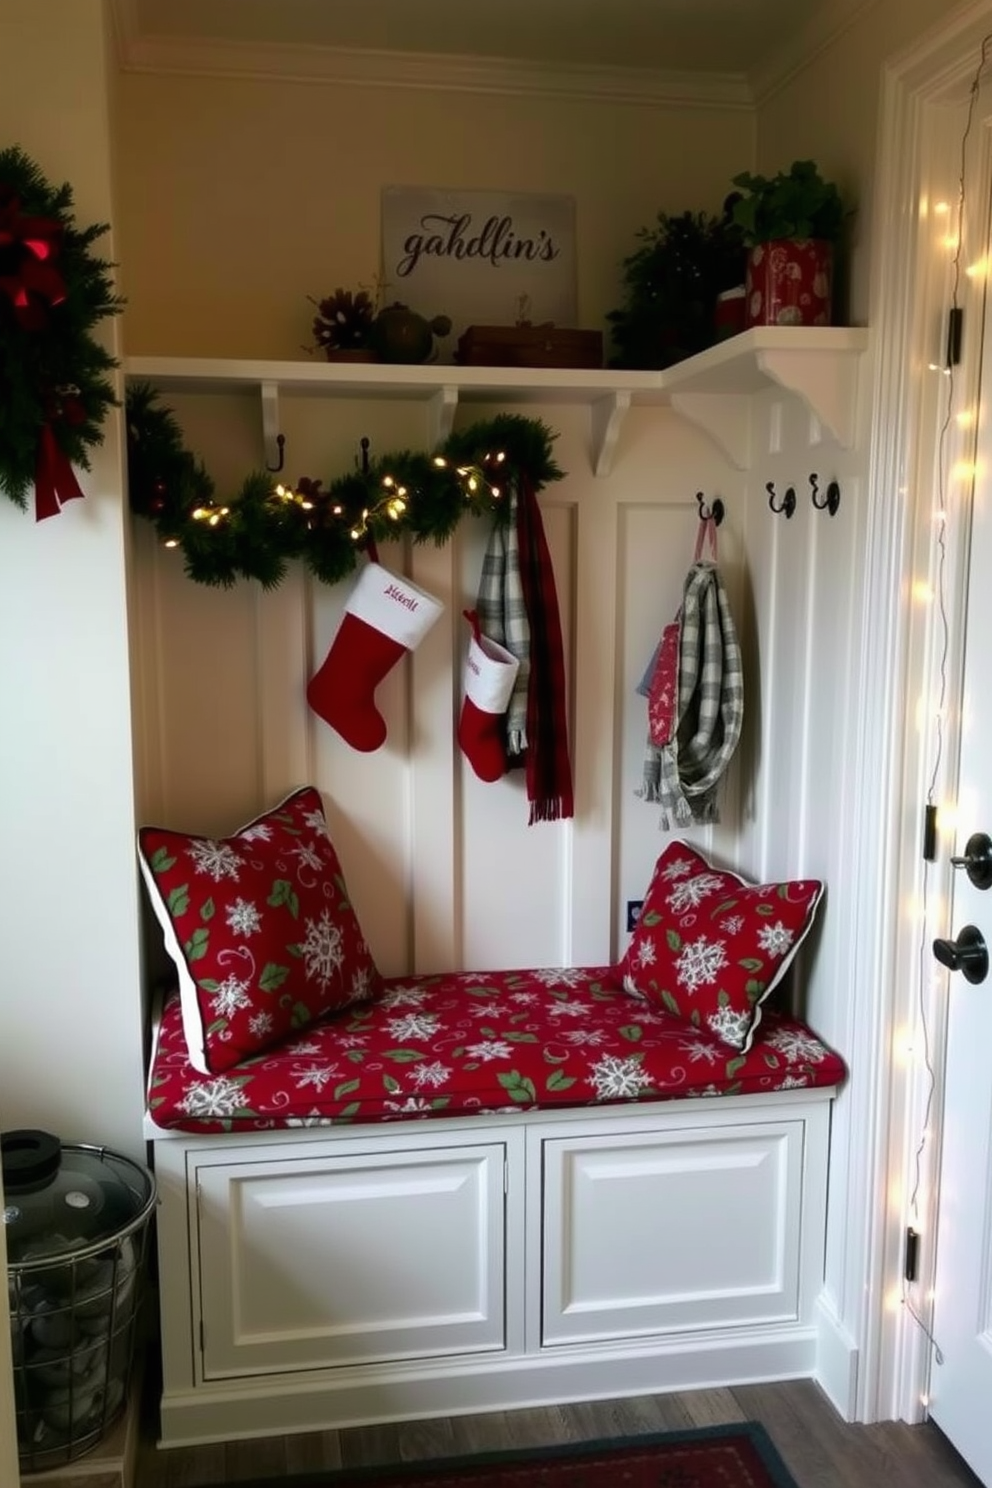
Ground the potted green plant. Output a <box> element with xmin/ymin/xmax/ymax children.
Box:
<box><xmin>606</xmin><ymin>204</ymin><xmax>747</xmax><ymax>369</ymax></box>
<box><xmin>729</xmin><ymin>159</ymin><xmax>846</xmax><ymax>328</ymax></box>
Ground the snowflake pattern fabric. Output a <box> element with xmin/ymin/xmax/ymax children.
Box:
<box><xmin>138</xmin><ymin>786</ymin><xmax>381</xmax><ymax>1074</ymax></box>
<box><xmin>621</xmin><ymin>840</ymin><xmax>823</xmax><ymax>1053</ymax></box>
<box><xmin>146</xmin><ymin>965</ymin><xmax>845</xmax><ymax>1134</ymax></box>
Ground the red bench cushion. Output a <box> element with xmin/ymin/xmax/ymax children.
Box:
<box><xmin>147</xmin><ymin>966</ymin><xmax>846</xmax><ymax>1133</ymax></box>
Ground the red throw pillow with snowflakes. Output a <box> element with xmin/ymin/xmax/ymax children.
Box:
<box><xmin>138</xmin><ymin>786</ymin><xmax>381</xmax><ymax>1074</ymax></box>
<box><xmin>620</xmin><ymin>840</ymin><xmax>823</xmax><ymax>1053</ymax></box>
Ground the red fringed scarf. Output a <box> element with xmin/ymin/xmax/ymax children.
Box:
<box><xmin>515</xmin><ymin>474</ymin><xmax>574</xmax><ymax>823</ymax></box>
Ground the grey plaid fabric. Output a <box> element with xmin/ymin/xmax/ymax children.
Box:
<box><xmin>640</xmin><ymin>561</ymin><xmax>744</xmax><ymax>828</ymax></box>
<box><xmin>476</xmin><ymin>491</ymin><xmax>530</xmax><ymax>753</ymax></box>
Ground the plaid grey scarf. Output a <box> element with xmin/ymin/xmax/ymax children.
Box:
<box><xmin>639</xmin><ymin>561</ymin><xmax>744</xmax><ymax>828</ymax></box>
<box><xmin>476</xmin><ymin>491</ymin><xmax>530</xmax><ymax>754</ymax></box>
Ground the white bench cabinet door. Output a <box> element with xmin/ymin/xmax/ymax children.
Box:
<box><xmin>192</xmin><ymin>1137</ymin><xmax>511</xmax><ymax>1378</ymax></box>
<box><xmin>540</xmin><ymin>1116</ymin><xmax>805</xmax><ymax>1346</ymax></box>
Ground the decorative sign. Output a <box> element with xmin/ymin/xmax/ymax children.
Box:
<box><xmin>381</xmin><ymin>187</ymin><xmax>577</xmax><ymax>361</ymax></box>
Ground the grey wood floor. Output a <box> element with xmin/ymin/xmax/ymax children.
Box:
<box><xmin>135</xmin><ymin>1378</ymin><xmax>986</xmax><ymax>1488</ymax></box>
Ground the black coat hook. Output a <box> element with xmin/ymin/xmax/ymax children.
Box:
<box><xmin>766</xmin><ymin>481</ymin><xmax>796</xmax><ymax>519</ymax></box>
<box><xmin>265</xmin><ymin>432</ymin><xmax>286</xmax><ymax>474</ymax></box>
<box><xmin>359</xmin><ymin>436</ymin><xmax>371</xmax><ymax>475</ymax></box>
<box><xmin>810</xmin><ymin>473</ymin><xmax>841</xmax><ymax>516</ymax></box>
<box><xmin>695</xmin><ymin>491</ymin><xmax>725</xmax><ymax>527</ymax></box>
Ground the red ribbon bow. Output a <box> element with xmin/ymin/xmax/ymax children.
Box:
<box><xmin>35</xmin><ymin>421</ymin><xmax>85</xmax><ymax>522</ymax></box>
<box><xmin>0</xmin><ymin>186</ymin><xmax>66</xmax><ymax>330</ymax></box>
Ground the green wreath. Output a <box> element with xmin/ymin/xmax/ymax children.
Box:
<box><xmin>126</xmin><ymin>382</ymin><xmax>565</xmax><ymax>589</ymax></box>
<box><xmin>0</xmin><ymin>145</ymin><xmax>122</xmax><ymax>518</ymax></box>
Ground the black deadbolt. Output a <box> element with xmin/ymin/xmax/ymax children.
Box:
<box><xmin>933</xmin><ymin>924</ymin><xmax>989</xmax><ymax>985</ymax></box>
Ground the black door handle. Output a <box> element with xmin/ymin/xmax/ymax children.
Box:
<box><xmin>950</xmin><ymin>832</ymin><xmax>992</xmax><ymax>890</ymax></box>
<box><xmin>933</xmin><ymin>924</ymin><xmax>989</xmax><ymax>985</ymax></box>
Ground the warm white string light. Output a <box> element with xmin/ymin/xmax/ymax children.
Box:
<box><xmin>170</xmin><ymin>455</ymin><xmax>506</xmax><ymax>549</ymax></box>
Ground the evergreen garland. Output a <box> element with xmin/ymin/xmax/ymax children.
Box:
<box><xmin>0</xmin><ymin>145</ymin><xmax>122</xmax><ymax>511</ymax></box>
<box><xmin>126</xmin><ymin>383</ymin><xmax>564</xmax><ymax>589</ymax></box>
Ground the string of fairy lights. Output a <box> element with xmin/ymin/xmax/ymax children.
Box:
<box><xmin>176</xmin><ymin>454</ymin><xmax>504</xmax><ymax>545</ymax></box>
<box><xmin>267</xmin><ymin>450</ymin><xmax>507</xmax><ymax>545</ymax></box>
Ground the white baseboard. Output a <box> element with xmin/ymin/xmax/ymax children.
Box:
<box><xmin>159</xmin><ymin>1328</ymin><xmax>821</xmax><ymax>1447</ymax></box>
<box><xmin>814</xmin><ymin>1291</ymin><xmax>859</xmax><ymax>1420</ymax></box>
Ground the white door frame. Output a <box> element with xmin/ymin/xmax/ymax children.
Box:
<box><xmin>857</xmin><ymin>0</ymin><xmax>992</xmax><ymax>1424</ymax></box>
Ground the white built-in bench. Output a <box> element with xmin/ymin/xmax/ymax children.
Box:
<box><xmin>145</xmin><ymin>965</ymin><xmax>845</xmax><ymax>1447</ymax></box>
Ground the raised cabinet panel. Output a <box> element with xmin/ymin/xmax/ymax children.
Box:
<box><xmin>193</xmin><ymin>1138</ymin><xmax>513</xmax><ymax>1378</ymax></box>
<box><xmin>540</xmin><ymin>1118</ymin><xmax>804</xmax><ymax>1346</ymax></box>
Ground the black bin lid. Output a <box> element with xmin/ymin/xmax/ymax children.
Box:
<box><xmin>2</xmin><ymin>1129</ymin><xmax>155</xmax><ymax>1267</ymax></box>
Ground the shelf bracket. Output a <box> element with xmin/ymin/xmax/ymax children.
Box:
<box><xmin>591</xmin><ymin>390</ymin><xmax>631</xmax><ymax>477</ymax></box>
<box><xmin>755</xmin><ymin>348</ymin><xmax>859</xmax><ymax>448</ymax></box>
<box><xmin>429</xmin><ymin>385</ymin><xmax>460</xmax><ymax>449</ymax></box>
<box><xmin>669</xmin><ymin>393</ymin><xmax>752</xmax><ymax>470</ymax></box>
<box><xmin>260</xmin><ymin>380</ymin><xmax>283</xmax><ymax>473</ymax></box>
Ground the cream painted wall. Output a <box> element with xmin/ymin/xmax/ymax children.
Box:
<box><xmin>0</xmin><ymin>0</ymin><xmax>145</xmax><ymax>1159</ymax></box>
<box><xmin>114</xmin><ymin>72</ymin><xmax>754</xmax><ymax>358</ymax></box>
<box><xmin>755</xmin><ymin>0</ymin><xmax>959</xmax><ymax>324</ymax></box>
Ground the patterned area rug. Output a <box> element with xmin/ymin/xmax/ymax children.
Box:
<box><xmin>210</xmin><ymin>1424</ymin><xmax>800</xmax><ymax>1488</ymax></box>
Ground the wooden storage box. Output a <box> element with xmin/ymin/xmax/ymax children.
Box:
<box><xmin>457</xmin><ymin>324</ymin><xmax>603</xmax><ymax>369</ymax></box>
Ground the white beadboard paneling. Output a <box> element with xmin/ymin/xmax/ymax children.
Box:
<box><xmin>738</xmin><ymin>392</ymin><xmax>864</xmax><ymax>1369</ymax></box>
<box><xmin>614</xmin><ymin>411</ymin><xmax>747</xmax><ymax>948</ymax></box>
<box><xmin>130</xmin><ymin>390</ymin><xmax>752</xmax><ymax>983</ymax></box>
<box><xmin>451</xmin><ymin>405</ymin><xmax>580</xmax><ymax>972</ymax></box>
<box><xmin>458</xmin><ymin>493</ymin><xmax>576</xmax><ymax>970</ymax></box>
<box><xmin>147</xmin><ymin>552</ymin><xmax>263</xmax><ymax>834</ymax></box>
<box><xmin>127</xmin><ymin>370</ymin><xmax>857</xmax><ymax>1040</ymax></box>
<box><xmin>256</xmin><ymin>569</ymin><xmax>313</xmax><ymax>804</ymax></box>
<box><xmin>409</xmin><ymin>535</ymin><xmax>459</xmax><ymax>973</ymax></box>
<box><xmin>127</xmin><ymin>370</ymin><xmax>858</xmax><ymax>1020</ymax></box>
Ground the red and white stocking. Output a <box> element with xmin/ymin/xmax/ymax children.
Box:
<box><xmin>458</xmin><ymin>609</ymin><xmax>520</xmax><ymax>782</ymax></box>
<box><xmin>307</xmin><ymin>562</ymin><xmax>443</xmax><ymax>752</ymax></box>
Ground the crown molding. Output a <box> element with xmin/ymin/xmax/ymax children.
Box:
<box><xmin>109</xmin><ymin>0</ymin><xmax>141</xmax><ymax>62</ymax></box>
<box><xmin>108</xmin><ymin>0</ymin><xmax>753</xmax><ymax>110</ymax></box>
<box><xmin>749</xmin><ymin>0</ymin><xmax>879</xmax><ymax>105</ymax></box>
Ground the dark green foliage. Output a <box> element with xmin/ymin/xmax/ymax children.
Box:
<box><xmin>730</xmin><ymin>160</ymin><xmax>846</xmax><ymax>245</ymax></box>
<box><xmin>607</xmin><ymin>205</ymin><xmax>747</xmax><ymax>370</ymax></box>
<box><xmin>126</xmin><ymin>387</ymin><xmax>564</xmax><ymax>590</ymax></box>
<box><xmin>0</xmin><ymin>145</ymin><xmax>122</xmax><ymax>508</ymax></box>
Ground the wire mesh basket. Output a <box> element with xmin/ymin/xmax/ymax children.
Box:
<box><xmin>4</xmin><ymin>1134</ymin><xmax>157</xmax><ymax>1473</ymax></box>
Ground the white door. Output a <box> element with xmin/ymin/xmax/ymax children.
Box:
<box><xmin>927</xmin><ymin>204</ymin><xmax>992</xmax><ymax>1481</ymax></box>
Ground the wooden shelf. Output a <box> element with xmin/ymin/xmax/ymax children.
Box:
<box><xmin>125</xmin><ymin>326</ymin><xmax>869</xmax><ymax>476</ymax></box>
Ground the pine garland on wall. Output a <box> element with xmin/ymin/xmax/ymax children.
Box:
<box><xmin>0</xmin><ymin>145</ymin><xmax>122</xmax><ymax>519</ymax></box>
<box><xmin>126</xmin><ymin>382</ymin><xmax>565</xmax><ymax>589</ymax></box>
